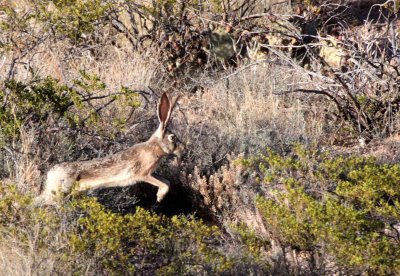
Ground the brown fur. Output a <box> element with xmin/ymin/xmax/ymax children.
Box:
<box><xmin>35</xmin><ymin>93</ymin><xmax>182</xmax><ymax>206</ymax></box>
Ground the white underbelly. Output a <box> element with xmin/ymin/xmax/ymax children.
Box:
<box><xmin>78</xmin><ymin>169</ymin><xmax>136</xmax><ymax>191</ymax></box>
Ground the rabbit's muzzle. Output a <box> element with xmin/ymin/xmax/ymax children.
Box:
<box><xmin>171</xmin><ymin>140</ymin><xmax>184</xmax><ymax>166</ymax></box>
<box><xmin>164</xmin><ymin>133</ymin><xmax>184</xmax><ymax>161</ymax></box>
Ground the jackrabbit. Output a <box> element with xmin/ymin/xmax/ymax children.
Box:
<box><xmin>35</xmin><ymin>92</ymin><xmax>183</xmax><ymax>206</ymax></box>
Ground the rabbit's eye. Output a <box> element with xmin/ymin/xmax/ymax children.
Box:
<box><xmin>168</xmin><ymin>134</ymin><xmax>175</xmax><ymax>142</ymax></box>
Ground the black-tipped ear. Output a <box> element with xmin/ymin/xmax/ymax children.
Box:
<box><xmin>157</xmin><ymin>93</ymin><xmax>171</xmax><ymax>130</ymax></box>
<box><xmin>170</xmin><ymin>94</ymin><xmax>180</xmax><ymax>111</ymax></box>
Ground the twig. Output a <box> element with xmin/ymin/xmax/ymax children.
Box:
<box><xmin>219</xmin><ymin>59</ymin><xmax>268</xmax><ymax>80</ymax></box>
<box><xmin>275</xmin><ymin>88</ymin><xmax>342</xmax><ymax>111</ymax></box>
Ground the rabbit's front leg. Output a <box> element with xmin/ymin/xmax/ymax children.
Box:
<box><xmin>142</xmin><ymin>175</ymin><xmax>170</xmax><ymax>202</ymax></box>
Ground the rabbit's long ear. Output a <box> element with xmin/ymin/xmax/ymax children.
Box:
<box><xmin>157</xmin><ymin>92</ymin><xmax>172</xmax><ymax>132</ymax></box>
<box><xmin>170</xmin><ymin>94</ymin><xmax>179</xmax><ymax>112</ymax></box>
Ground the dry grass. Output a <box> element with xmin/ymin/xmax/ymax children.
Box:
<box><xmin>0</xmin><ymin>241</ymin><xmax>30</xmax><ymax>276</ymax></box>
<box><xmin>0</xmin><ymin>23</ymin><xmax>328</xmax><ymax>221</ymax></box>
<box><xmin>0</xmin><ymin>224</ymin><xmax>64</xmax><ymax>276</ymax></box>
<box><xmin>179</xmin><ymin>61</ymin><xmax>326</xmax><ymax>170</ymax></box>
<box><xmin>5</xmin><ymin>127</ymin><xmax>42</xmax><ymax>194</ymax></box>
<box><xmin>2</xmin><ymin>1</ymin><xmax>386</xmax><ymax>274</ymax></box>
<box><xmin>0</xmin><ymin>4</ymin><xmax>330</xmax><ymax>240</ymax></box>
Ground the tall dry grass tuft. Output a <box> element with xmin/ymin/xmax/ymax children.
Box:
<box><xmin>0</xmin><ymin>241</ymin><xmax>31</xmax><ymax>276</ymax></box>
<box><xmin>0</xmin><ymin>204</ymin><xmax>99</xmax><ymax>276</ymax></box>
<box><xmin>178</xmin><ymin>62</ymin><xmax>325</xmax><ymax>172</ymax></box>
<box><xmin>2</xmin><ymin>127</ymin><xmax>42</xmax><ymax>194</ymax></box>
<box><xmin>0</xmin><ymin>233</ymin><xmax>64</xmax><ymax>276</ymax></box>
<box><xmin>14</xmin><ymin>128</ymin><xmax>42</xmax><ymax>193</ymax></box>
<box><xmin>2</xmin><ymin>37</ymin><xmax>165</xmax><ymax>92</ymax></box>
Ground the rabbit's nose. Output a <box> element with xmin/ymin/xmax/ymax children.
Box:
<box><xmin>172</xmin><ymin>143</ymin><xmax>184</xmax><ymax>165</ymax></box>
<box><xmin>175</xmin><ymin>143</ymin><xmax>185</xmax><ymax>156</ymax></box>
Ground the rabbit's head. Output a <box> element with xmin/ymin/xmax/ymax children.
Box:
<box><xmin>160</xmin><ymin>131</ymin><xmax>184</xmax><ymax>157</ymax></box>
<box><xmin>153</xmin><ymin>92</ymin><xmax>183</xmax><ymax>159</ymax></box>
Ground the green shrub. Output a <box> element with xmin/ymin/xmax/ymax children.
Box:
<box><xmin>69</xmin><ymin>196</ymin><xmax>233</xmax><ymax>274</ymax></box>
<box><xmin>0</xmin><ymin>183</ymin><xmax>233</xmax><ymax>274</ymax></box>
<box><xmin>38</xmin><ymin>0</ymin><xmax>112</xmax><ymax>42</ymax></box>
<box><xmin>0</xmin><ymin>73</ymin><xmax>140</xmax><ymax>147</ymax></box>
<box><xmin>239</xmin><ymin>147</ymin><xmax>400</xmax><ymax>274</ymax></box>
<box><xmin>0</xmin><ymin>78</ymin><xmax>74</xmax><ymax>142</ymax></box>
<box><xmin>231</xmin><ymin>223</ymin><xmax>270</xmax><ymax>263</ymax></box>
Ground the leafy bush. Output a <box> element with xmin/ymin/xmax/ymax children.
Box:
<box><xmin>69</xmin><ymin>196</ymin><xmax>232</xmax><ymax>274</ymax></box>
<box><xmin>240</xmin><ymin>147</ymin><xmax>400</xmax><ymax>274</ymax></box>
<box><xmin>38</xmin><ymin>0</ymin><xmax>112</xmax><ymax>42</ymax></box>
<box><xmin>0</xmin><ymin>78</ymin><xmax>78</xmax><ymax>142</ymax></box>
<box><xmin>0</xmin><ymin>73</ymin><xmax>140</xmax><ymax>146</ymax></box>
<box><xmin>0</xmin><ymin>183</ymin><xmax>234</xmax><ymax>274</ymax></box>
